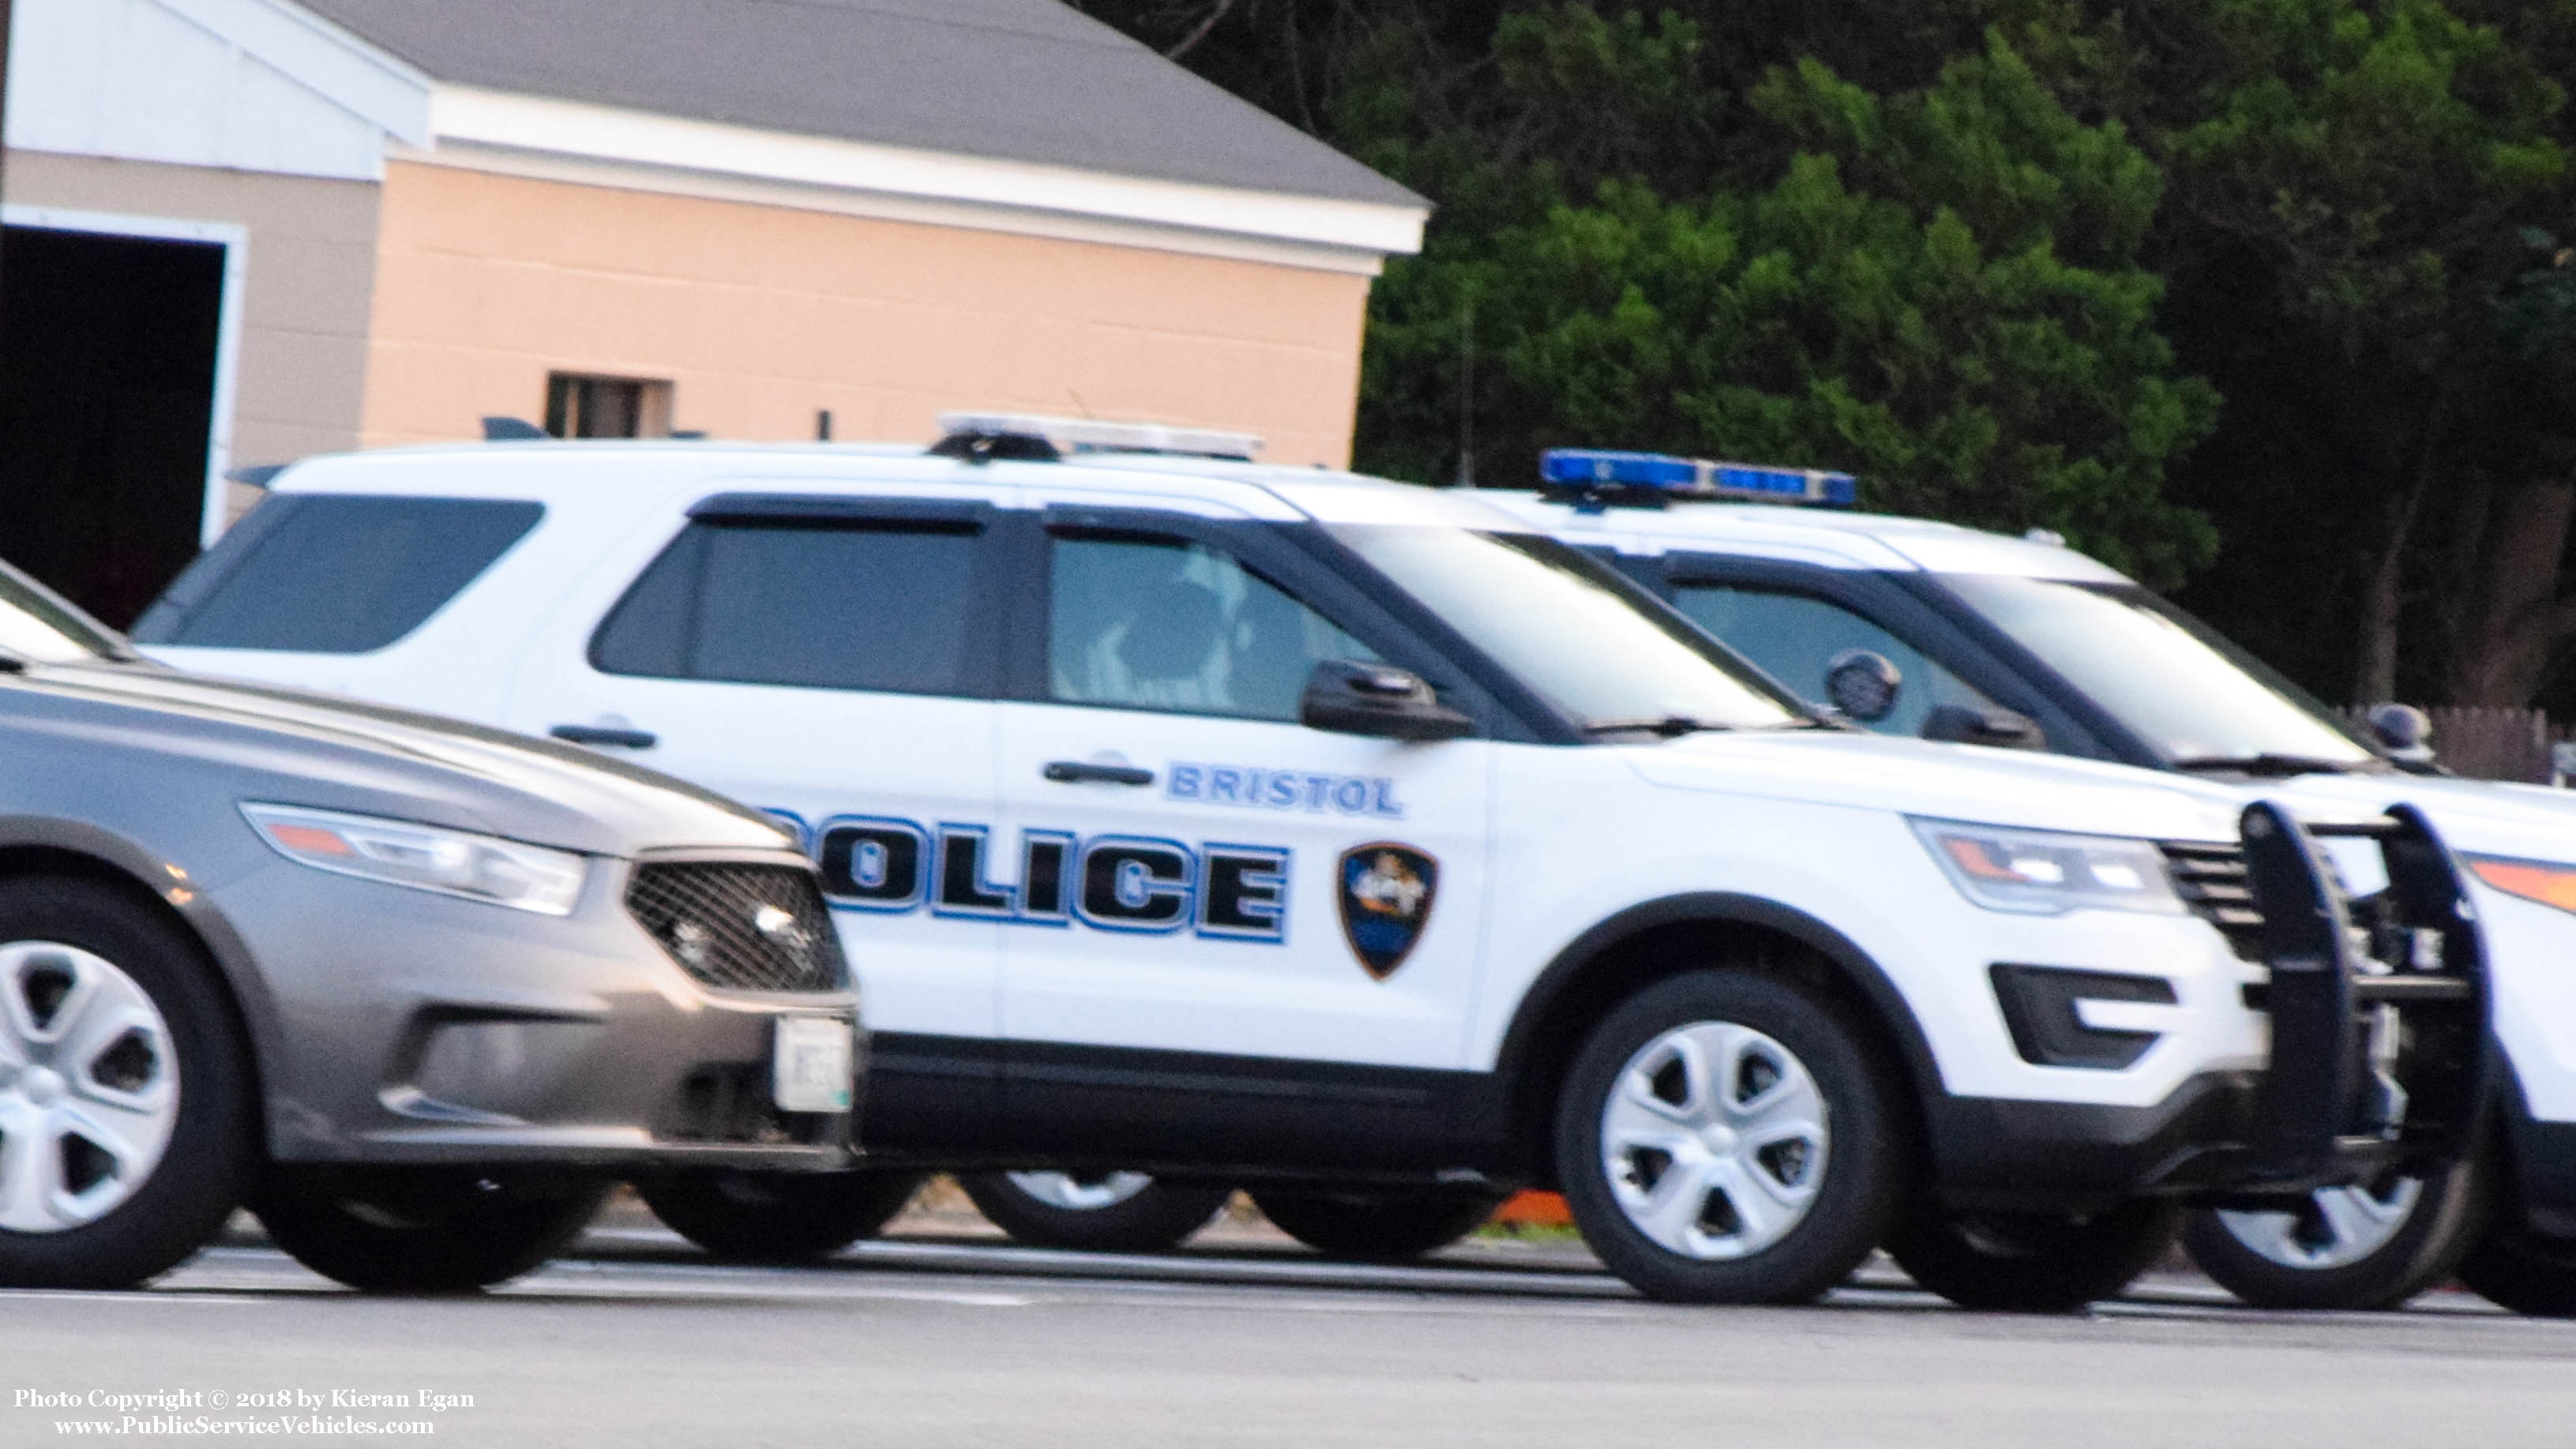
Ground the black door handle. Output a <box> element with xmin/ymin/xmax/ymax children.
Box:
<box><xmin>551</xmin><ymin>724</ymin><xmax>659</xmax><ymax>749</ymax></box>
<box><xmin>1042</xmin><ymin>760</ymin><xmax>1155</xmax><ymax>786</ymax></box>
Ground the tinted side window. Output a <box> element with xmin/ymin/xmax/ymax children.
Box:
<box><xmin>593</xmin><ymin>520</ymin><xmax>984</xmax><ymax>695</ymax></box>
<box><xmin>1670</xmin><ymin>584</ymin><xmax>1996</xmax><ymax>738</ymax></box>
<box><xmin>131</xmin><ymin>496</ymin><xmax>543</xmax><ymax>653</ymax></box>
<box><xmin>1048</xmin><ymin>533</ymin><xmax>1375</xmax><ymax>722</ymax></box>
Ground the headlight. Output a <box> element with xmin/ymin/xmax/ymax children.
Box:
<box><xmin>242</xmin><ymin>803</ymin><xmax>587</xmax><ymax>916</ymax></box>
<box><xmin>2465</xmin><ymin>854</ymin><xmax>2576</xmax><ymax>914</ymax></box>
<box><xmin>1910</xmin><ymin>818</ymin><xmax>2184</xmax><ymax>917</ymax></box>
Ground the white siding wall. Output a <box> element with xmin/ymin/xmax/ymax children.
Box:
<box><xmin>2</xmin><ymin>0</ymin><xmax>426</xmax><ymax>182</ymax></box>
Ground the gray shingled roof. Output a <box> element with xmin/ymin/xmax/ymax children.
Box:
<box><xmin>297</xmin><ymin>0</ymin><xmax>1424</xmax><ymax>208</ymax></box>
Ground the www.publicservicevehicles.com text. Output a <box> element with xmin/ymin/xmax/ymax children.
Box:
<box><xmin>17</xmin><ymin>1388</ymin><xmax>471</xmax><ymax>1436</ymax></box>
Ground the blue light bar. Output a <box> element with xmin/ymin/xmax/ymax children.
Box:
<box><xmin>1540</xmin><ymin>449</ymin><xmax>1857</xmax><ymax>508</ymax></box>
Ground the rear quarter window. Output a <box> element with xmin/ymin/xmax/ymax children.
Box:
<box><xmin>589</xmin><ymin>518</ymin><xmax>986</xmax><ymax>696</ymax></box>
<box><xmin>131</xmin><ymin>495</ymin><xmax>543</xmax><ymax>653</ymax></box>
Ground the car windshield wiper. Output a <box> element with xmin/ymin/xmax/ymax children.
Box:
<box><xmin>1580</xmin><ymin>715</ymin><xmax>1734</xmax><ymax>738</ymax></box>
<box><xmin>2170</xmin><ymin>753</ymin><xmax>2371</xmax><ymax>778</ymax></box>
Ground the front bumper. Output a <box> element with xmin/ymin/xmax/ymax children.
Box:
<box><xmin>209</xmin><ymin>847</ymin><xmax>861</xmax><ymax>1172</ymax></box>
<box><xmin>1927</xmin><ymin>1072</ymin><xmax>2258</xmax><ymax>1213</ymax></box>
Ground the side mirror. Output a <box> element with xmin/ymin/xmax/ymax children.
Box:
<box><xmin>1921</xmin><ymin>703</ymin><xmax>2046</xmax><ymax>750</ymax></box>
<box><xmin>1823</xmin><ymin>649</ymin><xmax>1902</xmax><ymax>723</ymax></box>
<box><xmin>2367</xmin><ymin>703</ymin><xmax>2434</xmax><ymax>756</ymax></box>
<box><xmin>1300</xmin><ymin>660</ymin><xmax>1474</xmax><ymax>742</ymax></box>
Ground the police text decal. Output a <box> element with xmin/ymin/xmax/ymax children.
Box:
<box><xmin>807</xmin><ymin>815</ymin><xmax>1290</xmax><ymax>943</ymax></box>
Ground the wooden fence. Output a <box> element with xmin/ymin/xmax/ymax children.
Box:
<box><xmin>2352</xmin><ymin>706</ymin><xmax>2576</xmax><ymax>785</ymax></box>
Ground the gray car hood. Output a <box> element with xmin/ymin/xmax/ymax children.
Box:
<box><xmin>0</xmin><ymin>661</ymin><xmax>790</xmax><ymax>858</ymax></box>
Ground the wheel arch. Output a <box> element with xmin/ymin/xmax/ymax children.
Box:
<box><xmin>0</xmin><ymin>831</ymin><xmax>278</xmax><ymax>1155</ymax></box>
<box><xmin>1479</xmin><ymin>893</ymin><xmax>1940</xmax><ymax>1186</ymax></box>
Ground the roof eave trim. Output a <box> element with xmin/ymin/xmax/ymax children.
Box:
<box><xmin>426</xmin><ymin>85</ymin><xmax>1427</xmax><ymax>259</ymax></box>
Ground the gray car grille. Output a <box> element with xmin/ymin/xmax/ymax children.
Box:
<box><xmin>2161</xmin><ymin>840</ymin><xmax>2265</xmax><ymax>958</ymax></box>
<box><xmin>625</xmin><ymin>862</ymin><xmax>846</xmax><ymax>993</ymax></box>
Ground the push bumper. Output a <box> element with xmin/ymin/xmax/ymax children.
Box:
<box><xmin>1932</xmin><ymin>802</ymin><xmax>2490</xmax><ymax>1213</ymax></box>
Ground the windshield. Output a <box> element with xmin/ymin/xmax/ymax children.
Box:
<box><xmin>1938</xmin><ymin>574</ymin><xmax>2375</xmax><ymax>768</ymax></box>
<box><xmin>0</xmin><ymin>561</ymin><xmax>121</xmax><ymax>663</ymax></box>
<box><xmin>1327</xmin><ymin>526</ymin><xmax>1804</xmax><ymax>733</ymax></box>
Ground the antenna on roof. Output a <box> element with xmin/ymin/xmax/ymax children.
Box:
<box><xmin>483</xmin><ymin>417</ymin><xmax>549</xmax><ymax>441</ymax></box>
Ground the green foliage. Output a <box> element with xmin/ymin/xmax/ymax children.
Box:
<box><xmin>2498</xmin><ymin>227</ymin><xmax>2576</xmax><ymax>373</ymax></box>
<box><xmin>1359</xmin><ymin>22</ymin><xmax>2218</xmax><ymax>585</ymax></box>
<box><xmin>2162</xmin><ymin>0</ymin><xmax>2566</xmax><ymax>355</ymax></box>
<box><xmin>2131</xmin><ymin>0</ymin><xmax>2576</xmax><ymax>700</ymax></box>
<box><xmin>1071</xmin><ymin>0</ymin><xmax>2576</xmax><ymax>704</ymax></box>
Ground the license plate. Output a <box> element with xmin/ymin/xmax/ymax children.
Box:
<box><xmin>772</xmin><ymin>1016</ymin><xmax>854</xmax><ymax>1113</ymax></box>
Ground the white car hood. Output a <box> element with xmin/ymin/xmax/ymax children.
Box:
<box><xmin>1625</xmin><ymin>730</ymin><xmax>2257</xmax><ymax>843</ymax></box>
<box><xmin>2269</xmin><ymin>773</ymin><xmax>2576</xmax><ymax>864</ymax></box>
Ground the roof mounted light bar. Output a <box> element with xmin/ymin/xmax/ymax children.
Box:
<box><xmin>1539</xmin><ymin>448</ymin><xmax>1858</xmax><ymax>509</ymax></box>
<box><xmin>931</xmin><ymin>411</ymin><xmax>1264</xmax><ymax>464</ymax></box>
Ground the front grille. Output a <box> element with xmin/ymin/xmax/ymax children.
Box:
<box><xmin>625</xmin><ymin>862</ymin><xmax>846</xmax><ymax>993</ymax></box>
<box><xmin>2161</xmin><ymin>840</ymin><xmax>2265</xmax><ymax>958</ymax></box>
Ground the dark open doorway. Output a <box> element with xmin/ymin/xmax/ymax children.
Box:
<box><xmin>0</xmin><ymin>223</ymin><xmax>226</xmax><ymax>629</ymax></box>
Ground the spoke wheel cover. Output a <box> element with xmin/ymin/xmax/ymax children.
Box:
<box><xmin>1002</xmin><ymin>1170</ymin><xmax>1155</xmax><ymax>1212</ymax></box>
<box><xmin>2216</xmin><ymin>1177</ymin><xmax>2423</xmax><ymax>1270</ymax></box>
<box><xmin>1599</xmin><ymin>1020</ymin><xmax>1828</xmax><ymax>1261</ymax></box>
<box><xmin>0</xmin><ymin>941</ymin><xmax>182</xmax><ymax>1234</ymax></box>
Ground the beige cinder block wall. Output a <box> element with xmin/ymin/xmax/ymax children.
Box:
<box><xmin>360</xmin><ymin>162</ymin><xmax>1376</xmax><ymax>466</ymax></box>
<box><xmin>4</xmin><ymin>151</ymin><xmax>383</xmax><ymax>468</ymax></box>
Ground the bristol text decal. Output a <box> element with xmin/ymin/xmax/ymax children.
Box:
<box><xmin>1166</xmin><ymin>763</ymin><xmax>1404</xmax><ymax>819</ymax></box>
<box><xmin>780</xmin><ymin>811</ymin><xmax>1290</xmax><ymax>944</ymax></box>
<box><xmin>1336</xmin><ymin>843</ymin><xmax>1439</xmax><ymax>980</ymax></box>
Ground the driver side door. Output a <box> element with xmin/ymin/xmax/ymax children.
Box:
<box><xmin>985</xmin><ymin>498</ymin><xmax>1497</xmax><ymax>1158</ymax></box>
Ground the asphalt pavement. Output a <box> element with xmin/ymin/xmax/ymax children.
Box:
<box><xmin>1</xmin><ymin>1202</ymin><xmax>2570</xmax><ymax>1448</ymax></box>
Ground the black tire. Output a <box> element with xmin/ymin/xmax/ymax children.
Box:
<box><xmin>2178</xmin><ymin>1155</ymin><xmax>2488</xmax><ymax>1311</ymax></box>
<box><xmin>639</xmin><ymin>1168</ymin><xmax>924</xmax><ymax>1262</ymax></box>
<box><xmin>0</xmin><ymin>877</ymin><xmax>256</xmax><ymax>1289</ymax></box>
<box><xmin>253</xmin><ymin>1166</ymin><xmax>610</xmax><ymax>1292</ymax></box>
<box><xmin>1887</xmin><ymin>1197</ymin><xmax>2180</xmax><ymax>1312</ymax></box>
<box><xmin>2458</xmin><ymin>1208</ymin><xmax>2576</xmax><ymax>1316</ymax></box>
<box><xmin>1554</xmin><ymin>970</ymin><xmax>1911</xmax><ymax>1304</ymax></box>
<box><xmin>1251</xmin><ymin>1185</ymin><xmax>1505</xmax><ymax>1262</ymax></box>
<box><xmin>959</xmin><ymin>1171</ymin><xmax>1231</xmax><ymax>1252</ymax></box>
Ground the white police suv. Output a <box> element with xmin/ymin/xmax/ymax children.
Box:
<box><xmin>127</xmin><ymin>418</ymin><xmax>2488</xmax><ymax>1309</ymax></box>
<box><xmin>1490</xmin><ymin>446</ymin><xmax>2576</xmax><ymax>1313</ymax></box>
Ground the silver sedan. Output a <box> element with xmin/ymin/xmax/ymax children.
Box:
<box><xmin>0</xmin><ymin>563</ymin><xmax>858</xmax><ymax>1291</ymax></box>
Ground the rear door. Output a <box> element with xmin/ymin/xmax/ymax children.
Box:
<box><xmin>499</xmin><ymin>485</ymin><xmax>1014</xmax><ymax>1147</ymax></box>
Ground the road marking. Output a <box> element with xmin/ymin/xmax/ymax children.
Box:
<box><xmin>42</xmin><ymin>1241</ymin><xmax>2571</xmax><ymax>1341</ymax></box>
<box><xmin>0</xmin><ymin>1289</ymin><xmax>273</xmax><ymax>1305</ymax></box>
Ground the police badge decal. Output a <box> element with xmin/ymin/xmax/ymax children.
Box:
<box><xmin>1336</xmin><ymin>843</ymin><xmax>1439</xmax><ymax>979</ymax></box>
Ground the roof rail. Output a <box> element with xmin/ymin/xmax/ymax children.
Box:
<box><xmin>931</xmin><ymin>411</ymin><xmax>1262</xmax><ymax>464</ymax></box>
